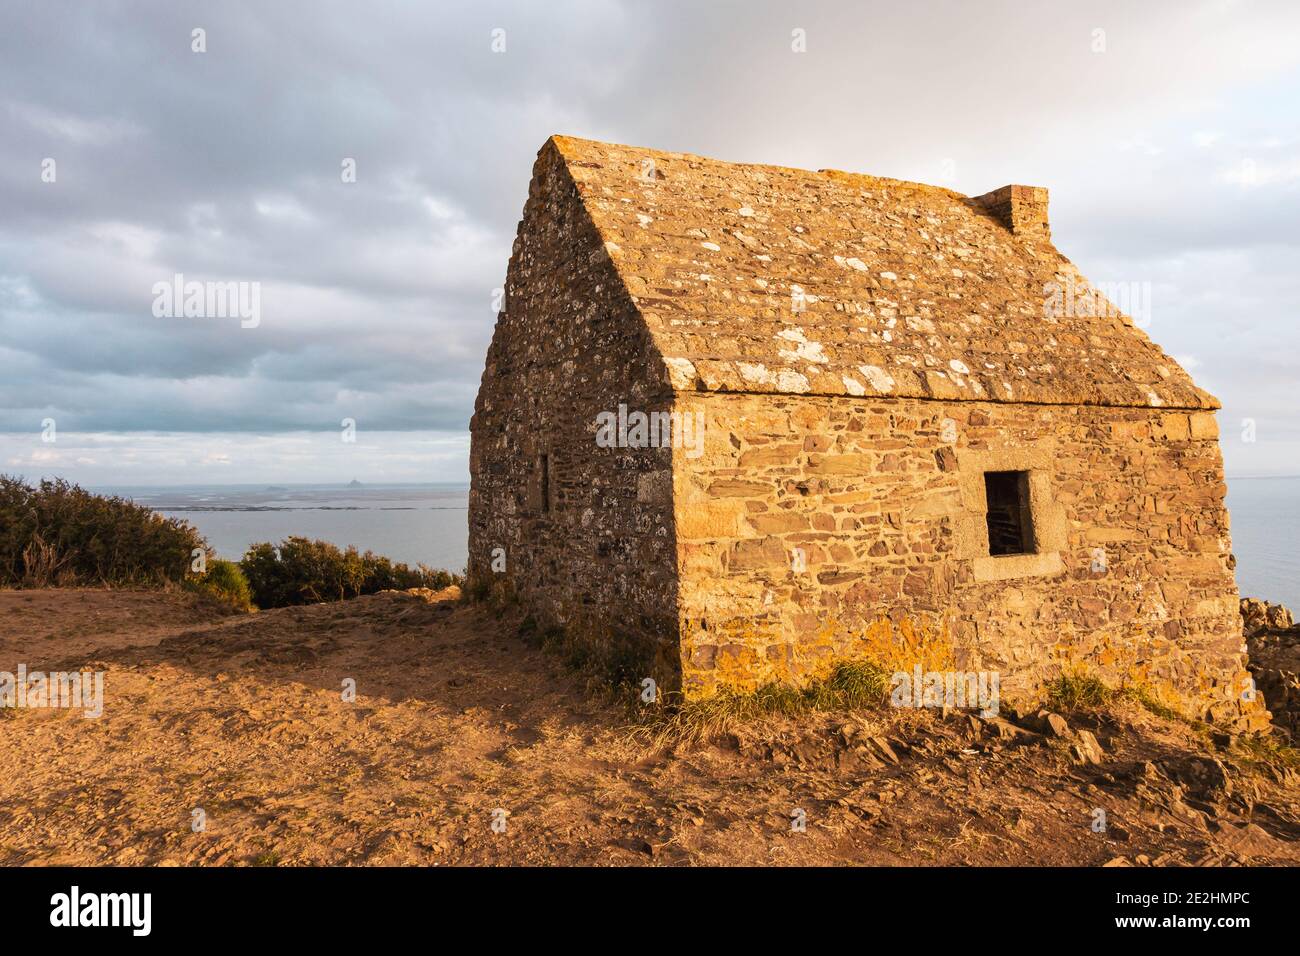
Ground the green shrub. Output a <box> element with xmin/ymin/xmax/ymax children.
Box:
<box><xmin>187</xmin><ymin>558</ymin><xmax>254</xmax><ymax>611</ymax></box>
<box><xmin>0</xmin><ymin>474</ymin><xmax>206</xmax><ymax>587</ymax></box>
<box><xmin>238</xmin><ymin>536</ymin><xmax>461</xmax><ymax>609</ymax></box>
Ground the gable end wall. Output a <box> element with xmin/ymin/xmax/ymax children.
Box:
<box><xmin>468</xmin><ymin>143</ymin><xmax>680</xmax><ymax>685</ymax></box>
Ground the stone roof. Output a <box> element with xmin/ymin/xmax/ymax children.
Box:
<box><xmin>548</xmin><ymin>135</ymin><xmax>1217</xmax><ymax>410</ymax></box>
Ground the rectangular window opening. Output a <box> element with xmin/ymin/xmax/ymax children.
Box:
<box><xmin>984</xmin><ymin>470</ymin><xmax>1034</xmax><ymax>556</ymax></box>
<box><xmin>539</xmin><ymin>453</ymin><xmax>551</xmax><ymax>513</ymax></box>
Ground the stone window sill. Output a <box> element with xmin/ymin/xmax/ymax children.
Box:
<box><xmin>972</xmin><ymin>551</ymin><xmax>1063</xmax><ymax>583</ymax></box>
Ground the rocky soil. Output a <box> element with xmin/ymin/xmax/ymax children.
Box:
<box><xmin>0</xmin><ymin>587</ymin><xmax>1296</xmax><ymax>866</ymax></box>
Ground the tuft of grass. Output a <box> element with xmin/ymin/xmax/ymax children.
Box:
<box><xmin>464</xmin><ymin>575</ymin><xmax>518</xmax><ymax>613</ymax></box>
<box><xmin>1044</xmin><ymin>672</ymin><xmax>1112</xmax><ymax>712</ymax></box>
<box><xmin>1046</xmin><ymin>673</ymin><xmax>1193</xmax><ymax>724</ymax></box>
<box><xmin>822</xmin><ymin>659</ymin><xmax>893</xmax><ymax>706</ymax></box>
<box><xmin>463</xmin><ymin>576</ymin><xmax>492</xmax><ymax>603</ymax></box>
<box><xmin>527</xmin><ymin>621</ymin><xmax>656</xmax><ymax>697</ymax></box>
<box><xmin>1232</xmin><ymin>734</ymin><xmax>1300</xmax><ymax>773</ymax></box>
<box><xmin>633</xmin><ymin>660</ymin><xmax>891</xmax><ymax>749</ymax></box>
<box><xmin>1117</xmin><ymin>684</ymin><xmax>1183</xmax><ymax>722</ymax></box>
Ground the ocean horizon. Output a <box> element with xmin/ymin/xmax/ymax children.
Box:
<box><xmin>96</xmin><ymin>481</ymin><xmax>472</xmax><ymax>574</ymax></box>
<box><xmin>93</xmin><ymin>474</ymin><xmax>1300</xmax><ymax>612</ymax></box>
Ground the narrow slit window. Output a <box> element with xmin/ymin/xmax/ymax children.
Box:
<box><xmin>984</xmin><ymin>470</ymin><xmax>1033</xmax><ymax>556</ymax></box>
<box><xmin>539</xmin><ymin>453</ymin><xmax>551</xmax><ymax>513</ymax></box>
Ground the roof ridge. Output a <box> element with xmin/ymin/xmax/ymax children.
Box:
<box><xmin>547</xmin><ymin>134</ymin><xmax>972</xmax><ymax>200</ymax></box>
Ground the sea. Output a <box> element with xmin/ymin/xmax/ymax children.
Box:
<box><xmin>96</xmin><ymin>476</ymin><xmax>1300</xmax><ymax>610</ymax></box>
<box><xmin>100</xmin><ymin>483</ymin><xmax>471</xmax><ymax>573</ymax></box>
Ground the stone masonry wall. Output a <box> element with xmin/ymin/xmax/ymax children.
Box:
<box><xmin>671</xmin><ymin>392</ymin><xmax>1262</xmax><ymax>727</ymax></box>
<box><xmin>468</xmin><ymin>142</ymin><xmax>680</xmax><ymax>683</ymax></box>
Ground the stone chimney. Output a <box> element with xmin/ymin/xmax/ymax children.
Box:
<box><xmin>971</xmin><ymin>184</ymin><xmax>1050</xmax><ymax>239</ymax></box>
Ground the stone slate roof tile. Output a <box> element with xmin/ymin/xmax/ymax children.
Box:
<box><xmin>546</xmin><ymin>135</ymin><xmax>1217</xmax><ymax>411</ymax></box>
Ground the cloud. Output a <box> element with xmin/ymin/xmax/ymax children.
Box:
<box><xmin>1</xmin><ymin>0</ymin><xmax>1299</xmax><ymax>481</ymax></box>
<box><xmin>0</xmin><ymin>430</ymin><xmax>471</xmax><ymax>486</ymax></box>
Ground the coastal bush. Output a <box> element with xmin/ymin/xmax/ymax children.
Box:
<box><xmin>186</xmin><ymin>558</ymin><xmax>255</xmax><ymax>611</ymax></box>
<box><xmin>238</xmin><ymin>536</ymin><xmax>461</xmax><ymax>608</ymax></box>
<box><xmin>0</xmin><ymin>475</ymin><xmax>206</xmax><ymax>587</ymax></box>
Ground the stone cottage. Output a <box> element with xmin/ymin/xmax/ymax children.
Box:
<box><xmin>469</xmin><ymin>135</ymin><xmax>1261</xmax><ymax>726</ymax></box>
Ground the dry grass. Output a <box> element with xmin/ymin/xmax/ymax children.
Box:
<box><xmin>1046</xmin><ymin>671</ymin><xmax>1201</xmax><ymax>726</ymax></box>
<box><xmin>1232</xmin><ymin>734</ymin><xmax>1300</xmax><ymax>773</ymax></box>
<box><xmin>630</xmin><ymin>661</ymin><xmax>891</xmax><ymax>751</ymax></box>
<box><xmin>1117</xmin><ymin>684</ymin><xmax>1184</xmax><ymax>722</ymax></box>
<box><xmin>517</xmin><ymin>616</ymin><xmax>658</xmax><ymax>700</ymax></box>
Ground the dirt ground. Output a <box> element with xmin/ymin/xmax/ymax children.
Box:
<box><xmin>1</xmin><ymin>587</ymin><xmax>1297</xmax><ymax>866</ymax></box>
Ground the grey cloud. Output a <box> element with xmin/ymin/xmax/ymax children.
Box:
<box><xmin>2</xmin><ymin>0</ymin><xmax>1299</xmax><ymax>481</ymax></box>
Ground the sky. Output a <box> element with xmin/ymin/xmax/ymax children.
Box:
<box><xmin>1</xmin><ymin>0</ymin><xmax>1298</xmax><ymax>486</ymax></box>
